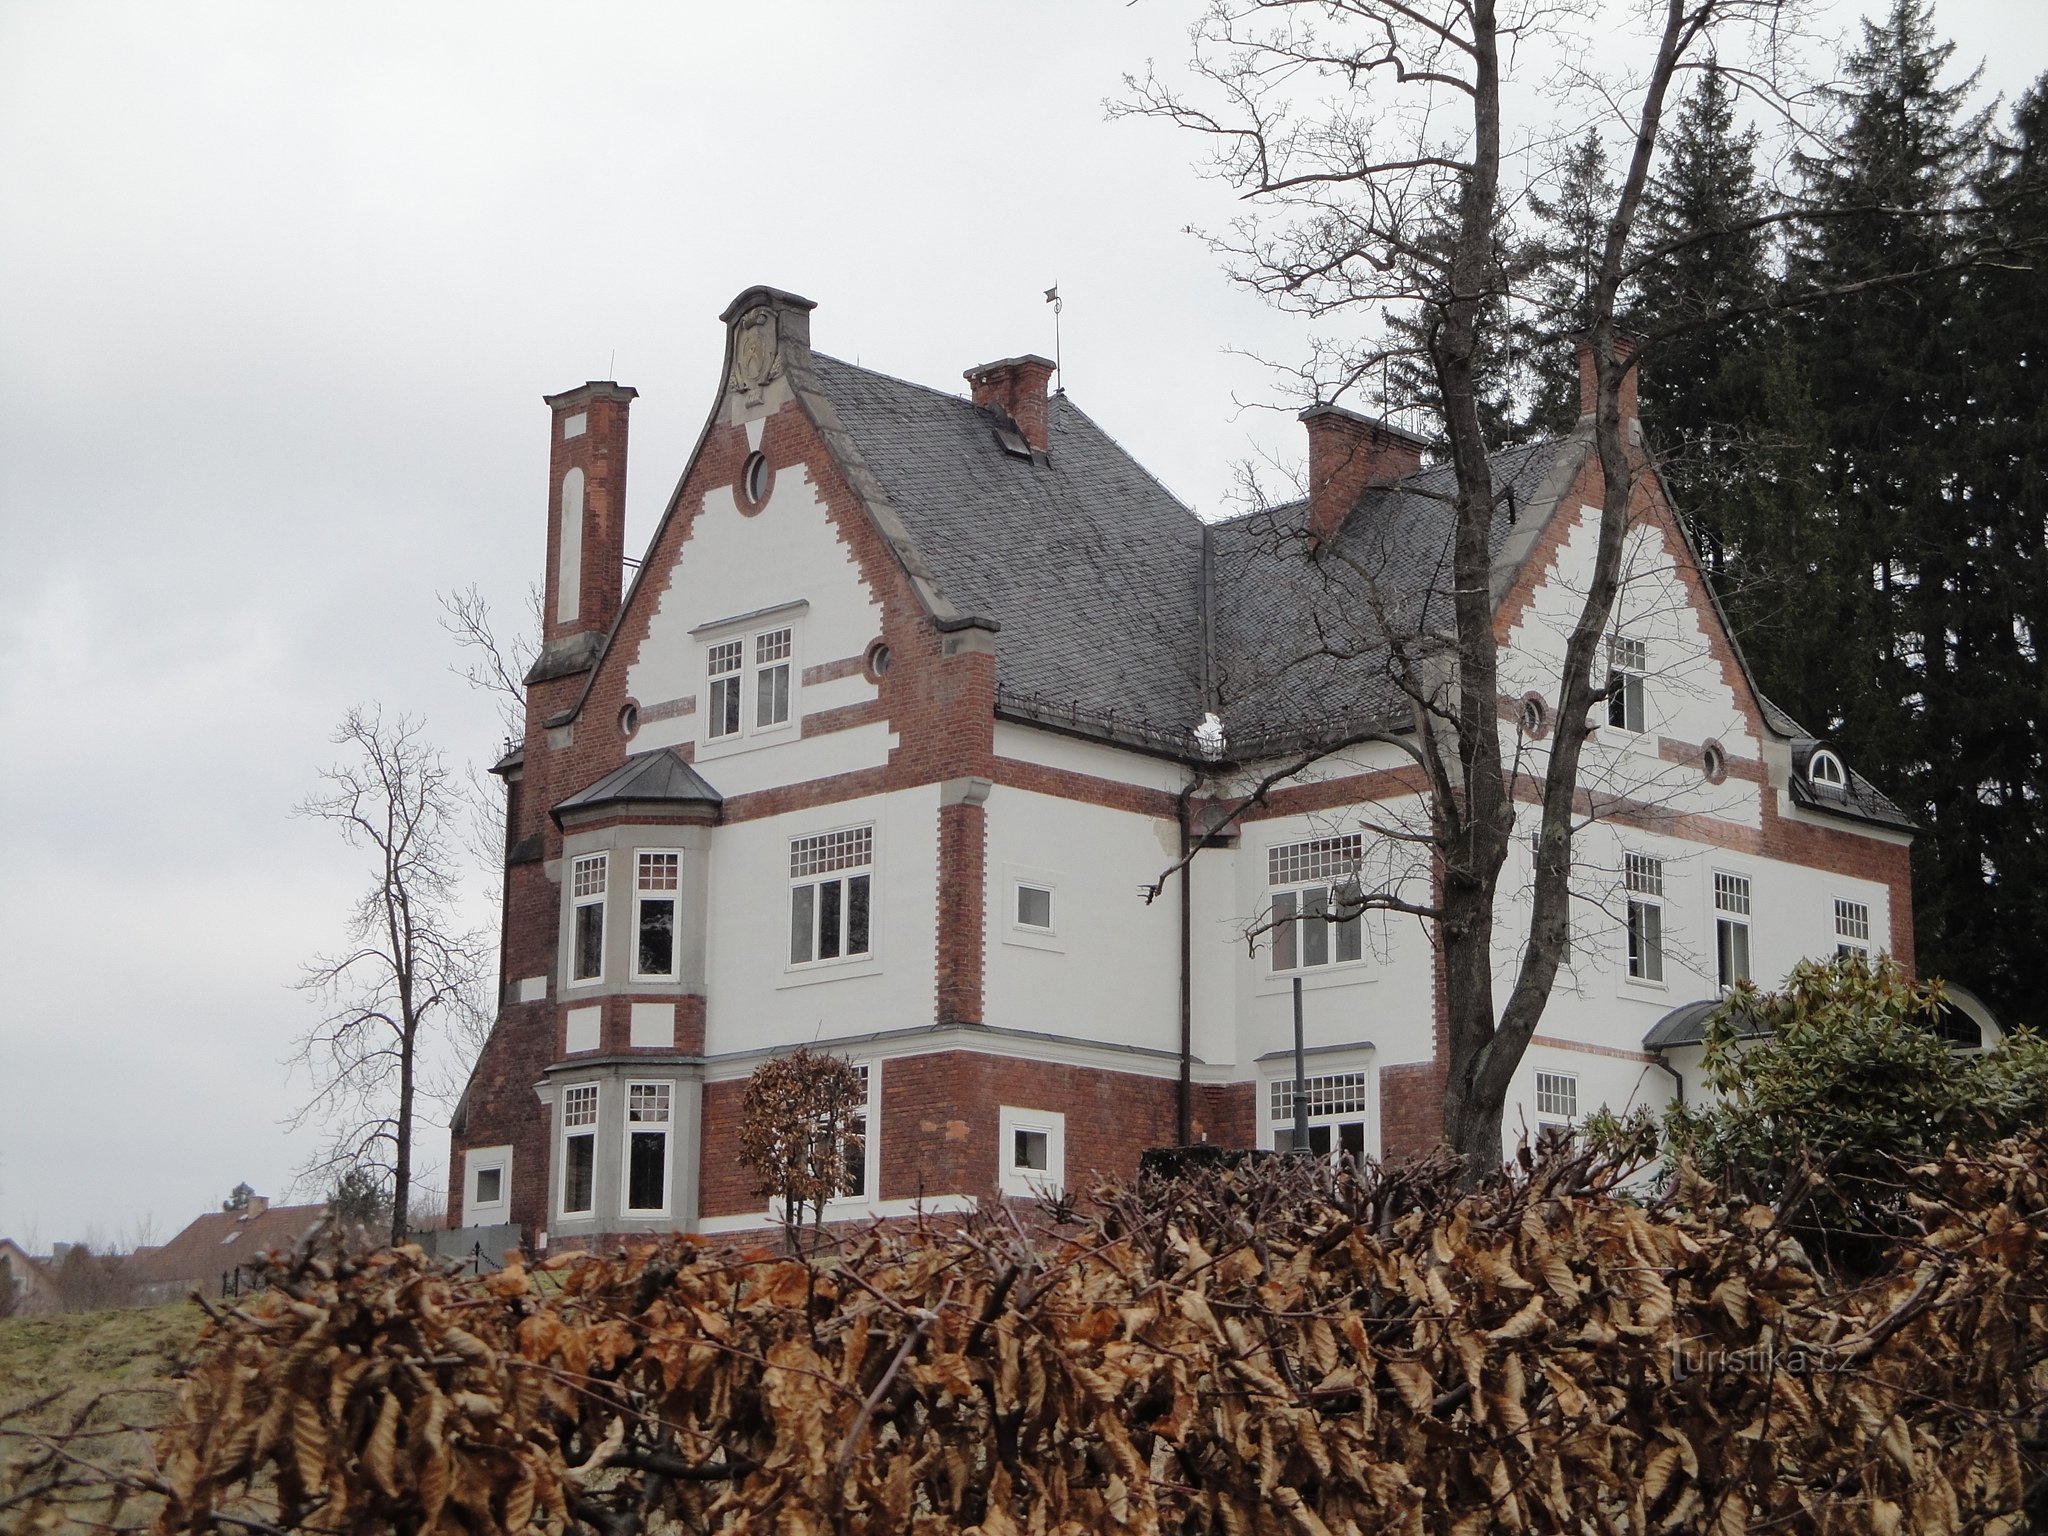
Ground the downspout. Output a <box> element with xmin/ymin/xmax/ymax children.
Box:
<box><xmin>1653</xmin><ymin>1049</ymin><xmax>1683</xmax><ymax>1107</ymax></box>
<box><xmin>1177</xmin><ymin>523</ymin><xmax>1218</xmax><ymax>1148</ymax></box>
<box><xmin>1178</xmin><ymin>794</ymin><xmax>1193</xmax><ymax>1146</ymax></box>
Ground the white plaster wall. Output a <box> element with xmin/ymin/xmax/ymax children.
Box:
<box><xmin>1499</xmin><ymin>505</ymin><xmax>1764</xmax><ymax>831</ymax></box>
<box><xmin>626</xmin><ymin>464</ymin><xmax>894</xmax><ymax>786</ymax></box>
<box><xmin>1503</xmin><ymin>1042</ymin><xmax>1670</xmax><ymax>1147</ymax></box>
<box><xmin>981</xmin><ymin>785</ymin><xmax>1185</xmax><ymax>1054</ymax></box>
<box><xmin>1496</xmin><ymin>811</ymin><xmax>1894</xmax><ymax>1057</ymax></box>
<box><xmin>993</xmin><ymin>721</ymin><xmax>1189</xmax><ymax>793</ymax></box>
<box><xmin>701</xmin><ymin>784</ymin><xmax>939</xmax><ymax>1056</ymax></box>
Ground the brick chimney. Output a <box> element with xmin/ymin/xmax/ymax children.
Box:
<box><xmin>540</xmin><ymin>381</ymin><xmax>637</xmax><ymax>651</ymax></box>
<box><xmin>965</xmin><ymin>355</ymin><xmax>1057</xmax><ymax>453</ymax></box>
<box><xmin>1574</xmin><ymin>332</ymin><xmax>1640</xmax><ymax>429</ymax></box>
<box><xmin>1300</xmin><ymin>403</ymin><xmax>1429</xmax><ymax>547</ymax></box>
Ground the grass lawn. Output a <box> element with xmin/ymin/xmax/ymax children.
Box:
<box><xmin>0</xmin><ymin>1301</ymin><xmax>209</xmax><ymax>1531</ymax></box>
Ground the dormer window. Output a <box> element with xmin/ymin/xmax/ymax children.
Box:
<box><xmin>1809</xmin><ymin>749</ymin><xmax>1846</xmax><ymax>789</ymax></box>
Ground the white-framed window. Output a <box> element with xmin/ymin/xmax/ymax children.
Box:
<box><xmin>634</xmin><ymin>851</ymin><xmax>679</xmax><ymax>980</ymax></box>
<box><xmin>1809</xmin><ymin>749</ymin><xmax>1847</xmax><ymax>789</ymax></box>
<box><xmin>706</xmin><ymin>625</ymin><xmax>797</xmax><ymax>742</ymax></box>
<box><xmin>1271</xmin><ymin>1072</ymin><xmax>1371</xmax><ymax>1161</ymax></box>
<box><xmin>834</xmin><ymin>1064</ymin><xmax>872</xmax><ymax>1199</ymax></box>
<box><xmin>462</xmin><ymin>1145</ymin><xmax>512</xmax><ymax>1227</ymax></box>
<box><xmin>1835</xmin><ymin>898</ymin><xmax>1871</xmax><ymax>957</ymax></box>
<box><xmin>1268</xmin><ymin>834</ymin><xmax>1364</xmax><ymax>972</ymax></box>
<box><xmin>622</xmin><ymin>1081</ymin><xmax>672</xmax><ymax>1216</ymax></box>
<box><xmin>1714</xmin><ymin>872</ymin><xmax>1751</xmax><ymax>988</ymax></box>
<box><xmin>570</xmin><ymin>854</ymin><xmax>607</xmax><ymax>985</ymax></box>
<box><xmin>1015</xmin><ymin>881</ymin><xmax>1054</xmax><ymax>933</ymax></box>
<box><xmin>790</xmin><ymin>826</ymin><xmax>873</xmax><ymax>966</ymax></box>
<box><xmin>998</xmin><ymin>1105</ymin><xmax>1066</xmax><ymax>1198</ymax></box>
<box><xmin>1534</xmin><ymin>1070</ymin><xmax>1578</xmax><ymax>1131</ymax></box>
<box><xmin>1002</xmin><ymin>864</ymin><xmax>1064</xmax><ymax>952</ymax></box>
<box><xmin>560</xmin><ymin>1084</ymin><xmax>599</xmax><ymax>1218</ymax></box>
<box><xmin>755</xmin><ymin>628</ymin><xmax>792</xmax><ymax>728</ymax></box>
<box><xmin>1625</xmin><ymin>852</ymin><xmax>1665</xmax><ymax>983</ymax></box>
<box><xmin>1608</xmin><ymin>636</ymin><xmax>1648</xmax><ymax>733</ymax></box>
<box><xmin>707</xmin><ymin>638</ymin><xmax>744</xmax><ymax>739</ymax></box>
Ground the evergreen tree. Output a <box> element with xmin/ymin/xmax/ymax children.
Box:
<box><xmin>1521</xmin><ymin>130</ymin><xmax>1621</xmax><ymax>435</ymax></box>
<box><xmin>1630</xmin><ymin>62</ymin><xmax>1778</xmax><ymax>571</ymax></box>
<box><xmin>1915</xmin><ymin>76</ymin><xmax>2048</xmax><ymax>1022</ymax></box>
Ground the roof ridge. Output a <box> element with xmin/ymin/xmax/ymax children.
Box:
<box><xmin>811</xmin><ymin>351</ymin><xmax>977</xmax><ymax>410</ymax></box>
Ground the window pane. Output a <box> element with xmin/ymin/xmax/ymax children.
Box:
<box><xmin>1271</xmin><ymin>890</ymin><xmax>1297</xmax><ymax>971</ymax></box>
<box><xmin>758</xmin><ymin>662</ymin><xmax>790</xmax><ymax>727</ymax></box>
<box><xmin>475</xmin><ymin>1167</ymin><xmax>502</xmax><ymax>1205</ymax></box>
<box><xmin>790</xmin><ymin>883</ymin><xmax>815</xmax><ymax>964</ymax></box>
<box><xmin>1014</xmin><ymin>1129</ymin><xmax>1049</xmax><ymax>1172</ymax></box>
<box><xmin>638</xmin><ymin>897</ymin><xmax>675</xmax><ymax>977</ymax></box>
<box><xmin>1624</xmin><ymin>674</ymin><xmax>1645</xmax><ymax>732</ymax></box>
<box><xmin>1016</xmin><ymin>884</ymin><xmax>1053</xmax><ymax>930</ymax></box>
<box><xmin>626</xmin><ymin>1130</ymin><xmax>667</xmax><ymax>1211</ymax></box>
<box><xmin>817</xmin><ymin>878</ymin><xmax>843</xmax><ymax>960</ymax></box>
<box><xmin>1301</xmin><ymin>888</ymin><xmax>1329</xmax><ymax>967</ymax></box>
<box><xmin>1608</xmin><ymin>671</ymin><xmax>1626</xmax><ymax>728</ymax></box>
<box><xmin>1717</xmin><ymin>918</ymin><xmax>1750</xmax><ymax>987</ymax></box>
<box><xmin>1334</xmin><ymin>884</ymin><xmax>1362</xmax><ymax>964</ymax></box>
<box><xmin>1308</xmin><ymin>1124</ymin><xmax>1332</xmax><ymax>1156</ymax></box>
<box><xmin>564</xmin><ymin>1132</ymin><xmax>595</xmax><ymax>1214</ymax></box>
<box><xmin>847</xmin><ymin>874</ymin><xmax>870</xmax><ymax>956</ymax></box>
<box><xmin>1640</xmin><ymin>902</ymin><xmax>1663</xmax><ymax>981</ymax></box>
<box><xmin>711</xmin><ymin>676</ymin><xmax>740</xmax><ymax>737</ymax></box>
<box><xmin>1338</xmin><ymin>1122</ymin><xmax>1366</xmax><ymax>1162</ymax></box>
<box><xmin>840</xmin><ymin>1115</ymin><xmax>866</xmax><ymax>1198</ymax></box>
<box><xmin>574</xmin><ymin>902</ymin><xmax>604</xmax><ymax>981</ymax></box>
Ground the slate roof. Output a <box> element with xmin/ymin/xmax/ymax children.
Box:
<box><xmin>1207</xmin><ymin>440</ymin><xmax>1570</xmax><ymax>754</ymax></box>
<box><xmin>809</xmin><ymin>354</ymin><xmax>1210</xmax><ymax>748</ymax></box>
<box><xmin>554</xmin><ymin>749</ymin><xmax>722</xmax><ymax>822</ymax></box>
<box><xmin>643</xmin><ymin>344</ymin><xmax>1911</xmax><ymax>838</ymax></box>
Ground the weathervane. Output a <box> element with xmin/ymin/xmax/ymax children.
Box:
<box><xmin>1045</xmin><ymin>284</ymin><xmax>1063</xmax><ymax>393</ymax></box>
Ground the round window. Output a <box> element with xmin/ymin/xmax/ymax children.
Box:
<box><xmin>619</xmin><ymin>702</ymin><xmax>639</xmax><ymax>739</ymax></box>
<box><xmin>1701</xmin><ymin>739</ymin><xmax>1726</xmax><ymax>784</ymax></box>
<box><xmin>741</xmin><ymin>451</ymin><xmax>771</xmax><ymax>509</ymax></box>
<box><xmin>865</xmin><ymin>640</ymin><xmax>892</xmax><ymax>680</ymax></box>
<box><xmin>1518</xmin><ymin>692</ymin><xmax>1549</xmax><ymax>739</ymax></box>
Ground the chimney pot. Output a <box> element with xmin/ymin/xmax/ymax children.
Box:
<box><xmin>1299</xmin><ymin>403</ymin><xmax>1429</xmax><ymax>548</ymax></box>
<box><xmin>965</xmin><ymin>355</ymin><xmax>1057</xmax><ymax>454</ymax></box>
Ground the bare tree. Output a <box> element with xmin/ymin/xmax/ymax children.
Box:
<box><xmin>1119</xmin><ymin>0</ymin><xmax>1940</xmax><ymax>1177</ymax></box>
<box><xmin>292</xmin><ymin>707</ymin><xmax>489</xmax><ymax>1245</ymax></box>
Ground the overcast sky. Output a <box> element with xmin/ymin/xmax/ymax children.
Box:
<box><xmin>2</xmin><ymin>1</ymin><xmax>2041</xmax><ymax>1249</ymax></box>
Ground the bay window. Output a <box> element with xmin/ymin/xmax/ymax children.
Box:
<box><xmin>623</xmin><ymin>1081</ymin><xmax>672</xmax><ymax>1215</ymax></box>
<box><xmin>635</xmin><ymin>851</ymin><xmax>679</xmax><ymax>980</ymax></box>
<box><xmin>560</xmin><ymin>1084</ymin><xmax>598</xmax><ymax>1217</ymax></box>
<box><xmin>570</xmin><ymin>854</ymin><xmax>607</xmax><ymax>984</ymax></box>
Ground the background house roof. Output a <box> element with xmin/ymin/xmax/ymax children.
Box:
<box><xmin>126</xmin><ymin>1201</ymin><xmax>327</xmax><ymax>1288</ymax></box>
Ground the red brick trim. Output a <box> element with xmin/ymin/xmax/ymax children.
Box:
<box><xmin>803</xmin><ymin>655</ymin><xmax>868</xmax><ymax>687</ymax></box>
<box><xmin>935</xmin><ymin>802</ymin><xmax>987</xmax><ymax>1025</ymax></box>
<box><xmin>1528</xmin><ymin>1032</ymin><xmax>1656</xmax><ymax>1064</ymax></box>
<box><xmin>988</xmin><ymin>758</ymin><xmax>1183</xmax><ymax>819</ymax></box>
<box><xmin>801</xmin><ymin>697</ymin><xmax>890</xmax><ymax>737</ymax></box>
